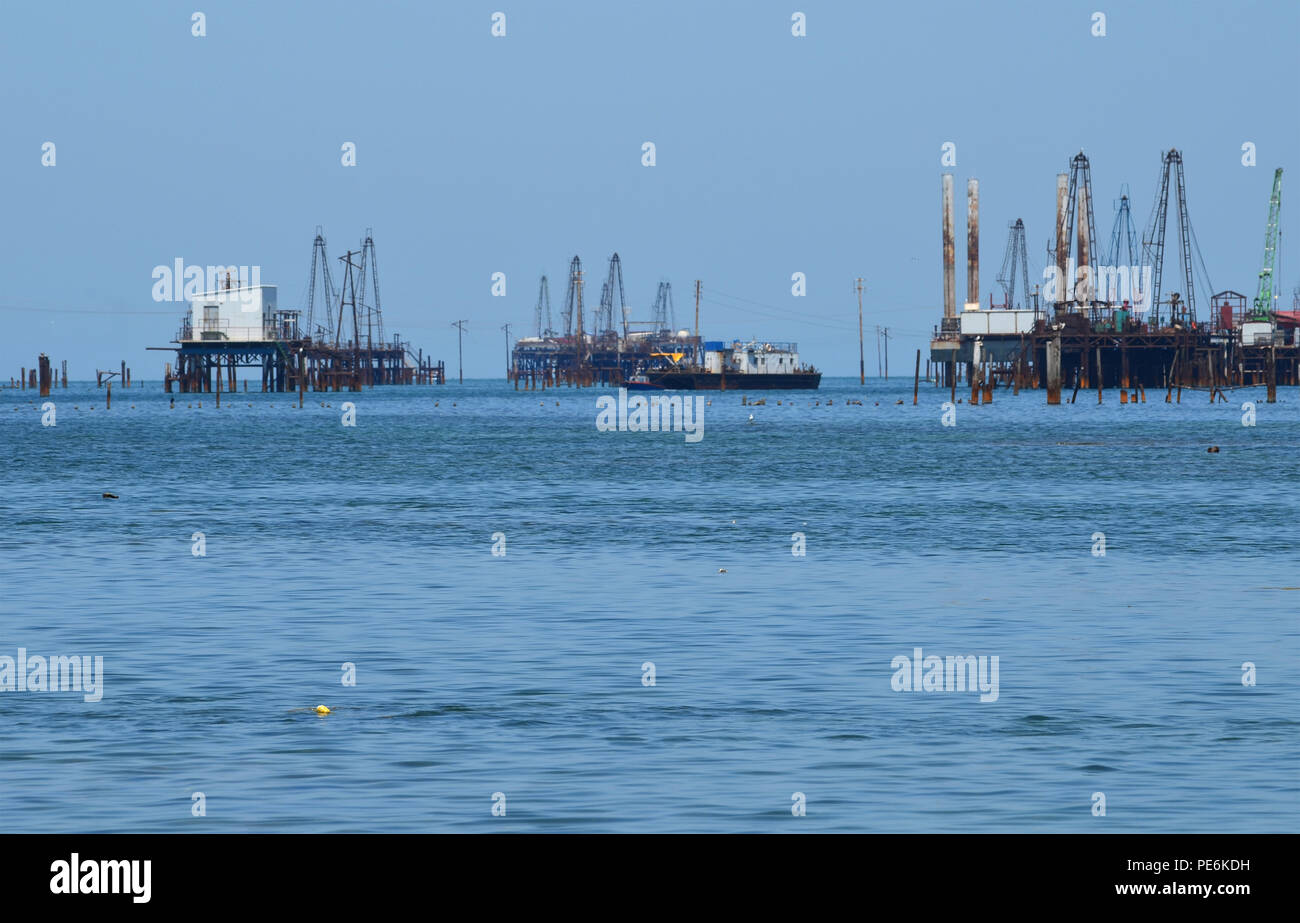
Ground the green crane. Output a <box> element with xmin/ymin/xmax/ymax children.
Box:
<box><xmin>1252</xmin><ymin>167</ymin><xmax>1283</xmax><ymax>319</ymax></box>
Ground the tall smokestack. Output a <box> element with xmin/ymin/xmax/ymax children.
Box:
<box><xmin>942</xmin><ymin>174</ymin><xmax>955</xmax><ymax>318</ymax></box>
<box><xmin>966</xmin><ymin>178</ymin><xmax>979</xmax><ymax>309</ymax></box>
<box><xmin>1055</xmin><ymin>173</ymin><xmax>1068</xmax><ymax>305</ymax></box>
<box><xmin>1076</xmin><ymin>182</ymin><xmax>1091</xmax><ymax>302</ymax></box>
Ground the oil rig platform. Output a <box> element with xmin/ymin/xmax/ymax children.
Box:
<box><xmin>160</xmin><ymin>230</ymin><xmax>444</xmax><ymax>393</ymax></box>
<box><xmin>929</xmin><ymin>150</ymin><xmax>1298</xmax><ymax>403</ymax></box>
<box><xmin>509</xmin><ymin>254</ymin><xmax>701</xmax><ymax>388</ymax></box>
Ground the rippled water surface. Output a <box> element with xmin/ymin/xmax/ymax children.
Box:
<box><xmin>0</xmin><ymin>378</ymin><xmax>1296</xmax><ymax>831</ymax></box>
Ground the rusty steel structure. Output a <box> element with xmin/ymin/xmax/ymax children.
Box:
<box><xmin>942</xmin><ymin>174</ymin><xmax>956</xmax><ymax>319</ymax></box>
<box><xmin>510</xmin><ymin>253</ymin><xmax>700</xmax><ymax>389</ymax></box>
<box><xmin>930</xmin><ymin>149</ymin><xmax>1300</xmax><ymax>404</ymax></box>
<box><xmin>966</xmin><ymin>178</ymin><xmax>979</xmax><ymax>310</ymax></box>
<box><xmin>159</xmin><ymin>230</ymin><xmax>444</xmax><ymax>394</ymax></box>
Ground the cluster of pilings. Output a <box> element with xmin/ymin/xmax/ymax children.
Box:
<box><xmin>930</xmin><ymin>328</ymin><xmax>1293</xmax><ymax>405</ymax></box>
<box><xmin>95</xmin><ymin>360</ymin><xmax>132</xmax><ymax>388</ymax></box>
<box><xmin>509</xmin><ymin>365</ymin><xmax>603</xmax><ymax>389</ymax></box>
<box><xmin>508</xmin><ymin>359</ymin><xmax>612</xmax><ymax>389</ymax></box>
<box><xmin>510</xmin><ymin>331</ymin><xmax>701</xmax><ymax>389</ymax></box>
<box><xmin>11</xmin><ymin>355</ymin><xmax>68</xmax><ymax>394</ymax></box>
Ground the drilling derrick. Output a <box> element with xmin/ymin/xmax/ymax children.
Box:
<box><xmin>996</xmin><ymin>219</ymin><xmax>1029</xmax><ymax>309</ymax></box>
<box><xmin>1141</xmin><ymin>149</ymin><xmax>1206</xmax><ymax>325</ymax></box>
<box><xmin>1107</xmin><ymin>189</ymin><xmax>1138</xmax><ymax>267</ymax></box>
<box><xmin>595</xmin><ymin>253</ymin><xmax>628</xmax><ymax>338</ymax></box>
<box><xmin>355</xmin><ymin>230</ymin><xmax>385</xmax><ymax>348</ymax></box>
<box><xmin>560</xmin><ymin>255</ymin><xmax>583</xmax><ymax>338</ymax></box>
<box><xmin>1059</xmin><ymin>151</ymin><xmax>1099</xmax><ymax>307</ymax></box>
<box><xmin>651</xmin><ymin>281</ymin><xmax>675</xmax><ymax>333</ymax></box>
<box><xmin>304</xmin><ymin>227</ymin><xmax>336</xmax><ymax>341</ymax></box>
<box><xmin>1104</xmin><ymin>188</ymin><xmax>1140</xmax><ymax>306</ymax></box>
<box><xmin>535</xmin><ymin>275</ymin><xmax>553</xmax><ymax>337</ymax></box>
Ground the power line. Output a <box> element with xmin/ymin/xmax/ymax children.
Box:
<box><xmin>0</xmin><ymin>304</ymin><xmax>183</xmax><ymax>315</ymax></box>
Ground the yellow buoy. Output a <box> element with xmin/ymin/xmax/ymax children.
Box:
<box><xmin>315</xmin><ymin>705</ymin><xmax>331</xmax><ymax>715</ymax></box>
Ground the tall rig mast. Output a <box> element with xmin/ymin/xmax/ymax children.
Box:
<box><xmin>355</xmin><ymin>230</ymin><xmax>385</xmax><ymax>348</ymax></box>
<box><xmin>1141</xmin><ymin>149</ymin><xmax>1200</xmax><ymax>324</ymax></box>
<box><xmin>561</xmin><ymin>255</ymin><xmax>583</xmax><ymax>338</ymax></box>
<box><xmin>535</xmin><ymin>275</ymin><xmax>553</xmax><ymax>337</ymax></box>
<box><xmin>651</xmin><ymin>281</ymin><xmax>675</xmax><ymax>333</ymax></box>
<box><xmin>1061</xmin><ymin>151</ymin><xmax>1099</xmax><ymax>307</ymax></box>
<box><xmin>596</xmin><ymin>253</ymin><xmax>628</xmax><ymax>337</ymax></box>
<box><xmin>305</xmin><ymin>227</ymin><xmax>336</xmax><ymax>340</ymax></box>
<box><xmin>996</xmin><ymin>219</ymin><xmax>1029</xmax><ymax>309</ymax></box>
<box><xmin>1106</xmin><ymin>188</ymin><xmax>1139</xmax><ymax>304</ymax></box>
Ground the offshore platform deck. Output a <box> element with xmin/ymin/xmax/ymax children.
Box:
<box><xmin>509</xmin><ymin>254</ymin><xmax>702</xmax><ymax>389</ymax></box>
<box><xmin>927</xmin><ymin>150</ymin><xmax>1297</xmax><ymax>403</ymax></box>
<box><xmin>158</xmin><ymin>230</ymin><xmax>444</xmax><ymax>394</ymax></box>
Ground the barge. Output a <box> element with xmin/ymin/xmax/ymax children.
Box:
<box><xmin>626</xmin><ymin>339</ymin><xmax>821</xmax><ymax>390</ymax></box>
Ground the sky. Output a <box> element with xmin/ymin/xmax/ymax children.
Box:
<box><xmin>1</xmin><ymin>0</ymin><xmax>1296</xmax><ymax>379</ymax></box>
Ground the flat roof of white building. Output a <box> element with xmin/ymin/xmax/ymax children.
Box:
<box><xmin>188</xmin><ymin>283</ymin><xmax>277</xmax><ymax>299</ymax></box>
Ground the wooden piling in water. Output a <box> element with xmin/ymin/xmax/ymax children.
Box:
<box><xmin>1046</xmin><ymin>336</ymin><xmax>1061</xmax><ymax>405</ymax></box>
<box><xmin>913</xmin><ymin>350</ymin><xmax>920</xmax><ymax>405</ymax></box>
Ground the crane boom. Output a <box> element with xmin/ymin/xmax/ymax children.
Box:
<box><xmin>1253</xmin><ymin>167</ymin><xmax>1283</xmax><ymax>319</ymax></box>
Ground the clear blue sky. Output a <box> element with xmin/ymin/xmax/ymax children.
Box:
<box><xmin>1</xmin><ymin>0</ymin><xmax>1295</xmax><ymax>378</ymax></box>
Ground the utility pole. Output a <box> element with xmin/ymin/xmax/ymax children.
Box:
<box><xmin>452</xmin><ymin>319</ymin><xmax>468</xmax><ymax>383</ymax></box>
<box><xmin>856</xmin><ymin>278</ymin><xmax>865</xmax><ymax>385</ymax></box>
<box><xmin>501</xmin><ymin>323</ymin><xmax>512</xmax><ymax>379</ymax></box>
<box><xmin>883</xmin><ymin>326</ymin><xmax>890</xmax><ymax>379</ymax></box>
<box><xmin>875</xmin><ymin>325</ymin><xmax>882</xmax><ymax>378</ymax></box>
<box><xmin>694</xmin><ymin>280</ymin><xmax>702</xmax><ymax>366</ymax></box>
